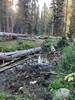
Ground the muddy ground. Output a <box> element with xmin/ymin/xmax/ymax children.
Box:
<box><xmin>0</xmin><ymin>53</ymin><xmax>59</xmax><ymax>100</ymax></box>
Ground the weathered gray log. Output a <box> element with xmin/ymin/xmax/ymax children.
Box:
<box><xmin>0</xmin><ymin>47</ymin><xmax>42</xmax><ymax>61</ymax></box>
<box><xmin>0</xmin><ymin>32</ymin><xmax>28</xmax><ymax>37</ymax></box>
<box><xmin>0</xmin><ymin>60</ymin><xmax>50</xmax><ymax>73</ymax></box>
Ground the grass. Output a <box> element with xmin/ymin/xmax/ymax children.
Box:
<box><xmin>57</xmin><ymin>43</ymin><xmax>75</xmax><ymax>73</ymax></box>
<box><xmin>48</xmin><ymin>74</ymin><xmax>75</xmax><ymax>100</ymax></box>
<box><xmin>0</xmin><ymin>91</ymin><xmax>21</xmax><ymax>100</ymax></box>
<box><xmin>0</xmin><ymin>40</ymin><xmax>37</xmax><ymax>52</ymax></box>
<box><xmin>0</xmin><ymin>37</ymin><xmax>59</xmax><ymax>52</ymax></box>
<box><xmin>48</xmin><ymin>41</ymin><xmax>75</xmax><ymax>99</ymax></box>
<box><xmin>0</xmin><ymin>91</ymin><xmax>32</xmax><ymax>100</ymax></box>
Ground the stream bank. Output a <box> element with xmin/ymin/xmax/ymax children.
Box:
<box><xmin>0</xmin><ymin>52</ymin><xmax>59</xmax><ymax>100</ymax></box>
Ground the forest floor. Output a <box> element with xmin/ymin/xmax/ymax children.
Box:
<box><xmin>0</xmin><ymin>51</ymin><xmax>58</xmax><ymax>100</ymax></box>
<box><xmin>0</xmin><ymin>39</ymin><xmax>44</xmax><ymax>52</ymax></box>
<box><xmin>0</xmin><ymin>37</ymin><xmax>56</xmax><ymax>100</ymax></box>
<box><xmin>0</xmin><ymin>37</ymin><xmax>75</xmax><ymax>100</ymax></box>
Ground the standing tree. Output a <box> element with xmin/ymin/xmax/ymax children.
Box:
<box><xmin>69</xmin><ymin>0</ymin><xmax>75</xmax><ymax>37</ymax></box>
<box><xmin>0</xmin><ymin>0</ymin><xmax>7</xmax><ymax>32</ymax></box>
<box><xmin>14</xmin><ymin>0</ymin><xmax>31</xmax><ymax>34</ymax></box>
<box><xmin>30</xmin><ymin>0</ymin><xmax>39</xmax><ymax>34</ymax></box>
<box><xmin>14</xmin><ymin>0</ymin><xmax>39</xmax><ymax>34</ymax></box>
<box><xmin>51</xmin><ymin>0</ymin><xmax>64</xmax><ymax>36</ymax></box>
<box><xmin>64</xmin><ymin>0</ymin><xmax>72</xmax><ymax>36</ymax></box>
<box><xmin>40</xmin><ymin>3</ymin><xmax>51</xmax><ymax>35</ymax></box>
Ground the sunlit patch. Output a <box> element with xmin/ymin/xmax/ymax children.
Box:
<box><xmin>13</xmin><ymin>0</ymin><xmax>18</xmax><ymax>5</ymax></box>
<box><xmin>10</xmin><ymin>0</ymin><xmax>19</xmax><ymax>12</ymax></box>
<box><xmin>8</xmin><ymin>0</ymin><xmax>12</xmax><ymax>1</ymax></box>
<box><xmin>38</xmin><ymin>0</ymin><xmax>52</xmax><ymax>16</ymax></box>
<box><xmin>8</xmin><ymin>0</ymin><xmax>18</xmax><ymax>5</ymax></box>
<box><xmin>11</xmin><ymin>5</ymin><xmax>17</xmax><ymax>12</ymax></box>
<box><xmin>11</xmin><ymin>5</ymin><xmax>19</xmax><ymax>13</ymax></box>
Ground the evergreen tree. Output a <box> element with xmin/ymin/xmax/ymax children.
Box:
<box><xmin>0</xmin><ymin>0</ymin><xmax>6</xmax><ymax>32</ymax></box>
<box><xmin>69</xmin><ymin>0</ymin><xmax>75</xmax><ymax>37</ymax></box>
<box><xmin>30</xmin><ymin>0</ymin><xmax>39</xmax><ymax>34</ymax></box>
<box><xmin>40</xmin><ymin>3</ymin><xmax>51</xmax><ymax>35</ymax></box>
<box><xmin>52</xmin><ymin>0</ymin><xmax>64</xmax><ymax>36</ymax></box>
<box><xmin>14</xmin><ymin>0</ymin><xmax>39</xmax><ymax>34</ymax></box>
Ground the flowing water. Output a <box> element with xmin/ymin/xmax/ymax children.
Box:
<box><xmin>34</xmin><ymin>53</ymin><xmax>49</xmax><ymax>64</ymax></box>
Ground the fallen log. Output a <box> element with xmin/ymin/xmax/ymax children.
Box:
<box><xmin>0</xmin><ymin>47</ymin><xmax>42</xmax><ymax>61</ymax></box>
<box><xmin>0</xmin><ymin>32</ymin><xmax>28</xmax><ymax>37</ymax></box>
<box><xmin>0</xmin><ymin>54</ymin><xmax>39</xmax><ymax>68</ymax></box>
<box><xmin>0</xmin><ymin>59</ymin><xmax>49</xmax><ymax>73</ymax></box>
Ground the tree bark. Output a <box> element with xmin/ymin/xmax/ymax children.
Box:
<box><xmin>6</xmin><ymin>16</ymin><xmax>10</xmax><ymax>32</ymax></box>
<box><xmin>0</xmin><ymin>47</ymin><xmax>42</xmax><ymax>61</ymax></box>
<box><xmin>0</xmin><ymin>32</ymin><xmax>29</xmax><ymax>37</ymax></box>
<box><xmin>0</xmin><ymin>23</ymin><xmax>1</xmax><ymax>32</ymax></box>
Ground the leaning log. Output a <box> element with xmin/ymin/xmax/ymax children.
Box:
<box><xmin>0</xmin><ymin>47</ymin><xmax>42</xmax><ymax>61</ymax></box>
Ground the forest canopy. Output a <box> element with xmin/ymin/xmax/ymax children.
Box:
<box><xmin>0</xmin><ymin>0</ymin><xmax>74</xmax><ymax>37</ymax></box>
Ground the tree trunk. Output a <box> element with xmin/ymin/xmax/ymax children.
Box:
<box><xmin>0</xmin><ymin>32</ymin><xmax>29</xmax><ymax>37</ymax></box>
<box><xmin>0</xmin><ymin>23</ymin><xmax>1</xmax><ymax>32</ymax></box>
<box><xmin>0</xmin><ymin>47</ymin><xmax>42</xmax><ymax>61</ymax></box>
<box><xmin>6</xmin><ymin>16</ymin><xmax>10</xmax><ymax>32</ymax></box>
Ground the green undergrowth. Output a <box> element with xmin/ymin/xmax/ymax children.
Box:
<box><xmin>0</xmin><ymin>91</ymin><xmax>22</xmax><ymax>100</ymax></box>
<box><xmin>48</xmin><ymin>39</ymin><xmax>75</xmax><ymax>99</ymax></box>
<box><xmin>48</xmin><ymin>74</ymin><xmax>75</xmax><ymax>100</ymax></box>
<box><xmin>57</xmin><ymin>43</ymin><xmax>75</xmax><ymax>73</ymax></box>
<box><xmin>0</xmin><ymin>40</ymin><xmax>36</xmax><ymax>52</ymax></box>
<box><xmin>42</xmin><ymin>36</ymin><xmax>69</xmax><ymax>52</ymax></box>
<box><xmin>0</xmin><ymin>91</ymin><xmax>32</xmax><ymax>100</ymax></box>
<box><xmin>42</xmin><ymin>37</ymin><xmax>59</xmax><ymax>51</ymax></box>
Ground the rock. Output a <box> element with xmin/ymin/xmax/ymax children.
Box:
<box><xmin>30</xmin><ymin>81</ymin><xmax>37</xmax><ymax>85</ymax></box>
<box><xmin>15</xmin><ymin>65</ymin><xmax>24</xmax><ymax>71</ymax></box>
<box><xmin>50</xmin><ymin>45</ymin><xmax>56</xmax><ymax>53</ymax></box>
<box><xmin>53</xmin><ymin>88</ymin><xmax>70</xmax><ymax>100</ymax></box>
<box><xmin>19</xmin><ymin>87</ymin><xmax>24</xmax><ymax>94</ymax></box>
<box><xmin>19</xmin><ymin>87</ymin><xmax>23</xmax><ymax>91</ymax></box>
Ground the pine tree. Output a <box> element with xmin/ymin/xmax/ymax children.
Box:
<box><xmin>0</xmin><ymin>0</ymin><xmax>6</xmax><ymax>32</ymax></box>
<box><xmin>30</xmin><ymin>0</ymin><xmax>39</xmax><ymax>34</ymax></box>
<box><xmin>52</xmin><ymin>0</ymin><xmax>64</xmax><ymax>36</ymax></box>
<box><xmin>14</xmin><ymin>0</ymin><xmax>39</xmax><ymax>34</ymax></box>
<box><xmin>69</xmin><ymin>0</ymin><xmax>75</xmax><ymax>37</ymax></box>
<box><xmin>40</xmin><ymin>3</ymin><xmax>51</xmax><ymax>35</ymax></box>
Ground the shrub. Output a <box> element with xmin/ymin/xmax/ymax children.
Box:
<box><xmin>42</xmin><ymin>38</ymin><xmax>57</xmax><ymax>51</ymax></box>
<box><xmin>57</xmin><ymin>43</ymin><xmax>75</xmax><ymax>72</ymax></box>
<box><xmin>48</xmin><ymin>79</ymin><xmax>64</xmax><ymax>92</ymax></box>
<box><xmin>69</xmin><ymin>93</ymin><xmax>75</xmax><ymax>100</ymax></box>
<box><xmin>57</xmin><ymin>36</ymin><xmax>69</xmax><ymax>48</ymax></box>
